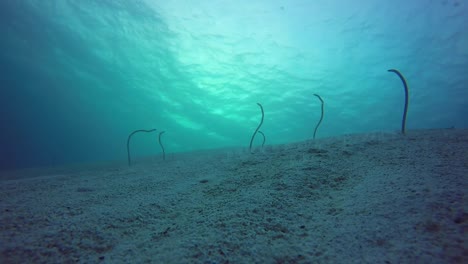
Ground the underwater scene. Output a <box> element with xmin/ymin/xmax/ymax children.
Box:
<box><xmin>0</xmin><ymin>0</ymin><xmax>467</xmax><ymax>263</ymax></box>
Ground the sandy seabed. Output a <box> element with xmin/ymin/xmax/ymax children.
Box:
<box><xmin>1</xmin><ymin>128</ymin><xmax>467</xmax><ymax>263</ymax></box>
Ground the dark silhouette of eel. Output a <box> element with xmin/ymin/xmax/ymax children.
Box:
<box><xmin>249</xmin><ymin>103</ymin><xmax>264</xmax><ymax>153</ymax></box>
<box><xmin>387</xmin><ymin>69</ymin><xmax>409</xmax><ymax>134</ymax></box>
<box><xmin>127</xmin><ymin>129</ymin><xmax>157</xmax><ymax>166</ymax></box>
<box><xmin>313</xmin><ymin>94</ymin><xmax>324</xmax><ymax>139</ymax></box>
<box><xmin>258</xmin><ymin>131</ymin><xmax>266</xmax><ymax>147</ymax></box>
<box><xmin>158</xmin><ymin>131</ymin><xmax>166</xmax><ymax>160</ymax></box>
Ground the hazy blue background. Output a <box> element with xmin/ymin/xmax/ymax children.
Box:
<box><xmin>1</xmin><ymin>0</ymin><xmax>467</xmax><ymax>170</ymax></box>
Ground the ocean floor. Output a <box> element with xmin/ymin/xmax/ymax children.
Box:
<box><xmin>0</xmin><ymin>128</ymin><xmax>467</xmax><ymax>263</ymax></box>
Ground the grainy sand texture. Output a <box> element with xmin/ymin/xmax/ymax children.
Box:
<box><xmin>1</xmin><ymin>128</ymin><xmax>467</xmax><ymax>263</ymax></box>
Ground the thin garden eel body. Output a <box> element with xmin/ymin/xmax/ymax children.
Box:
<box><xmin>127</xmin><ymin>129</ymin><xmax>157</xmax><ymax>166</ymax></box>
<box><xmin>257</xmin><ymin>131</ymin><xmax>266</xmax><ymax>147</ymax></box>
<box><xmin>313</xmin><ymin>94</ymin><xmax>324</xmax><ymax>139</ymax></box>
<box><xmin>158</xmin><ymin>131</ymin><xmax>166</xmax><ymax>160</ymax></box>
<box><xmin>387</xmin><ymin>69</ymin><xmax>409</xmax><ymax>134</ymax></box>
<box><xmin>249</xmin><ymin>103</ymin><xmax>264</xmax><ymax>153</ymax></box>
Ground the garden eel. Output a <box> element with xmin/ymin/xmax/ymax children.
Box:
<box><xmin>249</xmin><ymin>103</ymin><xmax>264</xmax><ymax>153</ymax></box>
<box><xmin>387</xmin><ymin>69</ymin><xmax>409</xmax><ymax>134</ymax></box>
<box><xmin>313</xmin><ymin>94</ymin><xmax>324</xmax><ymax>139</ymax></box>
<box><xmin>258</xmin><ymin>131</ymin><xmax>266</xmax><ymax>147</ymax></box>
<box><xmin>158</xmin><ymin>131</ymin><xmax>166</xmax><ymax>160</ymax></box>
<box><xmin>127</xmin><ymin>129</ymin><xmax>157</xmax><ymax>166</ymax></box>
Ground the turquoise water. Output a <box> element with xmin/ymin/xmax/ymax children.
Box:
<box><xmin>1</xmin><ymin>0</ymin><xmax>467</xmax><ymax>170</ymax></box>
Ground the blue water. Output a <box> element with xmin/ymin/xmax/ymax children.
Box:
<box><xmin>1</xmin><ymin>0</ymin><xmax>467</xmax><ymax>170</ymax></box>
